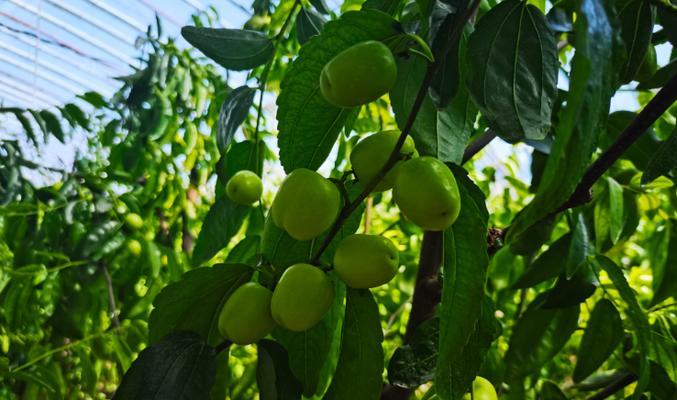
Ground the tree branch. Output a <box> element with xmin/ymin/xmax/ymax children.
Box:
<box><xmin>311</xmin><ymin>0</ymin><xmax>482</xmax><ymax>264</ymax></box>
<box><xmin>100</xmin><ymin>263</ymin><xmax>120</xmax><ymax>328</ymax></box>
<box><xmin>462</xmin><ymin>129</ymin><xmax>497</xmax><ymax>164</ymax></box>
<box><xmin>586</xmin><ymin>372</ymin><xmax>637</xmax><ymax>400</ymax></box>
<box><xmin>556</xmin><ymin>72</ymin><xmax>677</xmax><ymax>213</ymax></box>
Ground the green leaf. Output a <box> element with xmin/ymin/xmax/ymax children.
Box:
<box><xmin>642</xmin><ymin>128</ymin><xmax>677</xmax><ymax>184</ymax></box>
<box><xmin>27</xmin><ymin>109</ymin><xmax>48</xmax><ymax>141</ymax></box>
<box><xmin>651</xmin><ymin>220</ymin><xmax>677</xmax><ymax>306</ymax></box>
<box><xmin>504</xmin><ymin>301</ymin><xmax>579</xmax><ymax>379</ymax></box>
<box><xmin>77</xmin><ymin>91</ymin><xmax>108</xmax><ymax>108</ymax></box>
<box><xmin>325</xmin><ymin>289</ymin><xmax>384</xmax><ymax>400</ymax></box>
<box><xmin>310</xmin><ymin>0</ymin><xmax>331</xmax><ymax>14</ymax></box>
<box><xmin>226</xmin><ymin>235</ymin><xmax>260</xmax><ymax>264</ymax></box>
<box><xmin>566</xmin><ymin>213</ymin><xmax>590</xmax><ymax>278</ymax></box>
<box><xmin>596</xmin><ymin>256</ymin><xmax>650</xmax><ymax>399</ymax></box>
<box><xmin>607</xmin><ymin>177</ymin><xmax>625</xmax><ymax>244</ymax></box>
<box><xmin>277</xmin><ymin>10</ymin><xmax>399</xmax><ymax>172</ymax></box>
<box><xmin>274</xmin><ymin>280</ymin><xmax>345</xmax><ymax>397</ymax></box>
<box><xmin>113</xmin><ymin>332</ymin><xmax>216</xmax><ymax>400</ymax></box>
<box><xmin>540</xmin><ymin>380</ymin><xmax>568</xmax><ymax>399</ymax></box>
<box><xmin>435</xmin><ymin>166</ymin><xmax>489</xmax><ymax>400</ymax></box>
<box><xmin>181</xmin><ymin>27</ymin><xmax>274</xmax><ymax>71</ymax></box>
<box><xmin>506</xmin><ymin>0</ymin><xmax>615</xmax><ymax>243</ymax></box>
<box><xmin>148</xmin><ymin>263</ymin><xmax>252</xmax><ymax>346</ymax></box>
<box><xmin>217</xmin><ymin>140</ymin><xmax>265</xmax><ymax>185</ymax></box>
<box><xmin>649</xmin><ymin>321</ymin><xmax>677</xmax><ymax>384</ymax></box>
<box><xmin>604</xmin><ymin>111</ymin><xmax>658</xmax><ymax>171</ymax></box>
<box><xmin>256</xmin><ymin>340</ymin><xmax>303</xmax><ymax>400</ymax></box>
<box><xmin>512</xmin><ymin>233</ymin><xmax>571</xmax><ymax>289</ymax></box>
<box><xmin>61</xmin><ymin>103</ymin><xmax>89</xmax><ymax>129</ymax></box>
<box><xmin>296</xmin><ymin>8</ymin><xmax>326</xmax><ymax>45</ymax></box>
<box><xmin>217</xmin><ymin>86</ymin><xmax>256</xmax><ymax>153</ymax></box>
<box><xmin>465</xmin><ymin>0</ymin><xmax>558</xmax><ymax>141</ymax></box>
<box><xmin>573</xmin><ymin>299</ymin><xmax>623</xmax><ymax>382</ymax></box>
<box><xmin>541</xmin><ymin>261</ymin><xmax>598</xmax><ymax>309</ymax></box>
<box><xmin>617</xmin><ymin>0</ymin><xmax>655</xmax><ymax>83</ymax></box>
<box><xmin>192</xmin><ymin>196</ymin><xmax>250</xmax><ymax>266</ymax></box>
<box><xmin>636</xmin><ymin>58</ymin><xmax>677</xmax><ymax>90</ymax></box>
<box><xmin>10</xmin><ymin>109</ymin><xmax>37</xmax><ymax>146</ymax></box>
<box><xmin>388</xmin><ymin>318</ymin><xmax>439</xmax><ymax>388</ymax></box>
<box><xmin>391</xmin><ymin>56</ymin><xmax>477</xmax><ymax>164</ymax></box>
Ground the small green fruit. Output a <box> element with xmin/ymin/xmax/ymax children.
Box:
<box><xmin>462</xmin><ymin>377</ymin><xmax>497</xmax><ymax>400</ymax></box>
<box><xmin>127</xmin><ymin>239</ymin><xmax>142</xmax><ymax>256</ymax></box>
<box><xmin>393</xmin><ymin>156</ymin><xmax>461</xmax><ymax>231</ymax></box>
<box><xmin>320</xmin><ymin>41</ymin><xmax>397</xmax><ymax>107</ymax></box>
<box><xmin>124</xmin><ymin>213</ymin><xmax>144</xmax><ymax>230</ymax></box>
<box><xmin>350</xmin><ymin>130</ymin><xmax>418</xmax><ymax>192</ymax></box>
<box><xmin>218</xmin><ymin>282</ymin><xmax>276</xmax><ymax>345</ymax></box>
<box><xmin>334</xmin><ymin>234</ymin><xmax>399</xmax><ymax>288</ymax></box>
<box><xmin>271</xmin><ymin>169</ymin><xmax>341</xmax><ymax>241</ymax></box>
<box><xmin>271</xmin><ymin>263</ymin><xmax>334</xmax><ymax>332</ymax></box>
<box><xmin>226</xmin><ymin>170</ymin><xmax>263</xmax><ymax>205</ymax></box>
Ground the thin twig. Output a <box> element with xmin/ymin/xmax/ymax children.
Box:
<box><xmin>311</xmin><ymin>0</ymin><xmax>482</xmax><ymax>264</ymax></box>
<box><xmin>462</xmin><ymin>129</ymin><xmax>498</xmax><ymax>164</ymax></box>
<box><xmin>586</xmin><ymin>372</ymin><xmax>637</xmax><ymax>400</ymax></box>
<box><xmin>100</xmin><ymin>263</ymin><xmax>120</xmax><ymax>328</ymax></box>
<box><xmin>215</xmin><ymin>340</ymin><xmax>233</xmax><ymax>353</ymax></box>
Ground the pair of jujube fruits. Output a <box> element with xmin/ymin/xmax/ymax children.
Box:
<box><xmin>219</xmin><ymin>40</ymin><xmax>461</xmax><ymax>343</ymax></box>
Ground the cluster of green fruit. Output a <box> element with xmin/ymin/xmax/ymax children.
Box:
<box><xmin>216</xmin><ymin>39</ymin><xmax>491</xmax><ymax>395</ymax></box>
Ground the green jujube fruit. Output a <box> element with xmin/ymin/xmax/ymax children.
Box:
<box><xmin>334</xmin><ymin>234</ymin><xmax>399</xmax><ymax>288</ymax></box>
<box><xmin>393</xmin><ymin>156</ymin><xmax>461</xmax><ymax>231</ymax></box>
<box><xmin>271</xmin><ymin>168</ymin><xmax>341</xmax><ymax>241</ymax></box>
<box><xmin>320</xmin><ymin>40</ymin><xmax>397</xmax><ymax>107</ymax></box>
<box><xmin>462</xmin><ymin>377</ymin><xmax>498</xmax><ymax>400</ymax></box>
<box><xmin>270</xmin><ymin>263</ymin><xmax>334</xmax><ymax>332</ymax></box>
<box><xmin>124</xmin><ymin>213</ymin><xmax>144</xmax><ymax>230</ymax></box>
<box><xmin>218</xmin><ymin>282</ymin><xmax>276</xmax><ymax>345</ymax></box>
<box><xmin>350</xmin><ymin>130</ymin><xmax>418</xmax><ymax>192</ymax></box>
<box><xmin>226</xmin><ymin>170</ymin><xmax>263</xmax><ymax>205</ymax></box>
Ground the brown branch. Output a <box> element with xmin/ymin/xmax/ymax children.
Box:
<box><xmin>311</xmin><ymin>0</ymin><xmax>482</xmax><ymax>264</ymax></box>
<box><xmin>586</xmin><ymin>372</ymin><xmax>637</xmax><ymax>400</ymax></box>
<box><xmin>556</xmin><ymin>72</ymin><xmax>677</xmax><ymax>213</ymax></box>
<box><xmin>462</xmin><ymin>129</ymin><xmax>497</xmax><ymax>164</ymax></box>
<box><xmin>100</xmin><ymin>263</ymin><xmax>120</xmax><ymax>328</ymax></box>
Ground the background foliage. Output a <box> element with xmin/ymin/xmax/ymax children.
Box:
<box><xmin>0</xmin><ymin>0</ymin><xmax>676</xmax><ymax>399</ymax></box>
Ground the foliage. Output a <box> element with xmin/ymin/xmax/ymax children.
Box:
<box><xmin>1</xmin><ymin>0</ymin><xmax>676</xmax><ymax>399</ymax></box>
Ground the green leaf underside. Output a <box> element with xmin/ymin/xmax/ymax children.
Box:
<box><xmin>507</xmin><ymin>0</ymin><xmax>615</xmax><ymax>243</ymax></box>
<box><xmin>148</xmin><ymin>263</ymin><xmax>252</xmax><ymax>346</ymax></box>
<box><xmin>217</xmin><ymin>86</ymin><xmax>257</xmax><ymax>152</ymax></box>
<box><xmin>192</xmin><ymin>196</ymin><xmax>251</xmax><ymax>266</ymax></box>
<box><xmin>181</xmin><ymin>27</ymin><xmax>273</xmax><ymax>71</ymax></box>
<box><xmin>391</xmin><ymin>56</ymin><xmax>476</xmax><ymax>164</ymax></box>
<box><xmin>596</xmin><ymin>256</ymin><xmax>651</xmax><ymax>398</ymax></box>
<box><xmin>435</xmin><ymin>165</ymin><xmax>490</xmax><ymax>399</ymax></box>
<box><xmin>256</xmin><ymin>339</ymin><xmax>304</xmax><ymax>400</ymax></box>
<box><xmin>573</xmin><ymin>298</ymin><xmax>623</xmax><ymax>382</ymax></box>
<box><xmin>325</xmin><ymin>289</ymin><xmax>384</xmax><ymax>400</ymax></box>
<box><xmin>113</xmin><ymin>332</ymin><xmax>216</xmax><ymax>400</ymax></box>
<box><xmin>277</xmin><ymin>10</ymin><xmax>400</xmax><ymax>172</ymax></box>
<box><xmin>465</xmin><ymin>0</ymin><xmax>558</xmax><ymax>141</ymax></box>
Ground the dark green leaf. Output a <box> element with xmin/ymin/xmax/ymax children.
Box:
<box><xmin>217</xmin><ymin>86</ymin><xmax>256</xmax><ymax>152</ymax></box>
<box><xmin>296</xmin><ymin>8</ymin><xmax>326</xmax><ymax>45</ymax></box>
<box><xmin>192</xmin><ymin>196</ymin><xmax>250</xmax><ymax>266</ymax></box>
<box><xmin>540</xmin><ymin>380</ymin><xmax>568</xmax><ymax>399</ymax></box>
<box><xmin>226</xmin><ymin>235</ymin><xmax>260</xmax><ymax>264</ymax></box>
<box><xmin>10</xmin><ymin>109</ymin><xmax>37</xmax><ymax>146</ymax></box>
<box><xmin>465</xmin><ymin>0</ymin><xmax>558</xmax><ymax>141</ymax></box>
<box><xmin>28</xmin><ymin>109</ymin><xmax>48</xmax><ymax>140</ymax></box>
<box><xmin>607</xmin><ymin>178</ymin><xmax>624</xmax><ymax>244</ymax></box>
<box><xmin>546</xmin><ymin>7</ymin><xmax>573</xmax><ymax>33</ymax></box>
<box><xmin>596</xmin><ymin>256</ymin><xmax>650</xmax><ymax>399</ymax></box>
<box><xmin>512</xmin><ymin>233</ymin><xmax>571</xmax><ymax>289</ymax></box>
<box><xmin>541</xmin><ymin>261</ymin><xmax>598</xmax><ymax>309</ymax></box>
<box><xmin>636</xmin><ymin>58</ymin><xmax>677</xmax><ymax>90</ymax></box>
<box><xmin>652</xmin><ymin>221</ymin><xmax>677</xmax><ymax>306</ymax></box>
<box><xmin>388</xmin><ymin>318</ymin><xmax>439</xmax><ymax>388</ymax></box>
<box><xmin>274</xmin><ymin>280</ymin><xmax>345</xmax><ymax>397</ymax></box>
<box><xmin>604</xmin><ymin>111</ymin><xmax>659</xmax><ymax>171</ymax></box>
<box><xmin>617</xmin><ymin>0</ymin><xmax>655</xmax><ymax>82</ymax></box>
<box><xmin>435</xmin><ymin>166</ymin><xmax>489</xmax><ymax>399</ymax></box>
<box><xmin>181</xmin><ymin>27</ymin><xmax>273</xmax><ymax>71</ymax></box>
<box><xmin>310</xmin><ymin>0</ymin><xmax>331</xmax><ymax>14</ymax></box>
<box><xmin>148</xmin><ymin>263</ymin><xmax>252</xmax><ymax>346</ymax></box>
<box><xmin>506</xmin><ymin>0</ymin><xmax>615</xmax><ymax>242</ymax></box>
<box><xmin>573</xmin><ymin>299</ymin><xmax>623</xmax><ymax>382</ymax></box>
<box><xmin>62</xmin><ymin>103</ymin><xmax>89</xmax><ymax>129</ymax></box>
<box><xmin>325</xmin><ymin>289</ymin><xmax>384</xmax><ymax>400</ymax></box>
<box><xmin>113</xmin><ymin>332</ymin><xmax>216</xmax><ymax>400</ymax></box>
<box><xmin>391</xmin><ymin>56</ymin><xmax>476</xmax><ymax>163</ymax></box>
<box><xmin>566</xmin><ymin>213</ymin><xmax>590</xmax><ymax>278</ymax></box>
<box><xmin>504</xmin><ymin>302</ymin><xmax>579</xmax><ymax>379</ymax></box>
<box><xmin>217</xmin><ymin>140</ymin><xmax>265</xmax><ymax>185</ymax></box>
<box><xmin>642</xmin><ymin>128</ymin><xmax>677</xmax><ymax>184</ymax></box>
<box><xmin>257</xmin><ymin>340</ymin><xmax>303</xmax><ymax>400</ymax></box>
<box><xmin>77</xmin><ymin>91</ymin><xmax>108</xmax><ymax>108</ymax></box>
<box><xmin>277</xmin><ymin>10</ymin><xmax>399</xmax><ymax>172</ymax></box>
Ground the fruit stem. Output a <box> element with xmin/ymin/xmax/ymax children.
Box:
<box><xmin>311</xmin><ymin>0</ymin><xmax>482</xmax><ymax>265</ymax></box>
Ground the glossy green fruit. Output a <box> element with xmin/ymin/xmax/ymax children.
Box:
<box><xmin>393</xmin><ymin>156</ymin><xmax>461</xmax><ymax>231</ymax></box>
<box><xmin>320</xmin><ymin>41</ymin><xmax>397</xmax><ymax>107</ymax></box>
<box><xmin>334</xmin><ymin>234</ymin><xmax>399</xmax><ymax>288</ymax></box>
<box><xmin>226</xmin><ymin>170</ymin><xmax>263</xmax><ymax>205</ymax></box>
<box><xmin>350</xmin><ymin>130</ymin><xmax>418</xmax><ymax>192</ymax></box>
<box><xmin>127</xmin><ymin>239</ymin><xmax>142</xmax><ymax>256</ymax></box>
<box><xmin>124</xmin><ymin>213</ymin><xmax>144</xmax><ymax>230</ymax></box>
<box><xmin>462</xmin><ymin>377</ymin><xmax>498</xmax><ymax>400</ymax></box>
<box><xmin>271</xmin><ymin>169</ymin><xmax>341</xmax><ymax>241</ymax></box>
<box><xmin>218</xmin><ymin>282</ymin><xmax>276</xmax><ymax>345</ymax></box>
<box><xmin>271</xmin><ymin>263</ymin><xmax>334</xmax><ymax>332</ymax></box>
